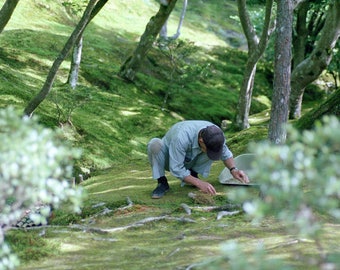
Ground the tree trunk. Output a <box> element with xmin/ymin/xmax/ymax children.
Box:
<box><xmin>67</xmin><ymin>35</ymin><xmax>83</xmax><ymax>89</ymax></box>
<box><xmin>171</xmin><ymin>0</ymin><xmax>187</xmax><ymax>40</ymax></box>
<box><xmin>289</xmin><ymin>1</ymin><xmax>309</xmax><ymax>121</ymax></box>
<box><xmin>65</xmin><ymin>0</ymin><xmax>108</xmax><ymax>90</ymax></box>
<box><xmin>293</xmin><ymin>2</ymin><xmax>309</xmax><ymax>67</ymax></box>
<box><xmin>295</xmin><ymin>89</ymin><xmax>340</xmax><ymax>130</ymax></box>
<box><xmin>289</xmin><ymin>0</ymin><xmax>340</xmax><ymax>119</ymax></box>
<box><xmin>235</xmin><ymin>0</ymin><xmax>274</xmax><ymax>130</ymax></box>
<box><xmin>268</xmin><ymin>0</ymin><xmax>293</xmax><ymax>144</ymax></box>
<box><xmin>160</xmin><ymin>0</ymin><xmax>187</xmax><ymax>40</ymax></box>
<box><xmin>0</xmin><ymin>0</ymin><xmax>20</xmax><ymax>34</ymax></box>
<box><xmin>235</xmin><ymin>61</ymin><xmax>257</xmax><ymax>129</ymax></box>
<box><xmin>160</xmin><ymin>21</ymin><xmax>168</xmax><ymax>38</ymax></box>
<box><xmin>119</xmin><ymin>0</ymin><xmax>178</xmax><ymax>81</ymax></box>
<box><xmin>23</xmin><ymin>0</ymin><xmax>108</xmax><ymax>117</ymax></box>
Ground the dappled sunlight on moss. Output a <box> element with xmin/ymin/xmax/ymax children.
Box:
<box><xmin>119</xmin><ymin>110</ymin><xmax>140</xmax><ymax>116</ymax></box>
<box><xmin>60</xmin><ymin>243</ymin><xmax>85</xmax><ymax>253</ymax></box>
<box><xmin>248</xmin><ymin>109</ymin><xmax>271</xmax><ymax>125</ymax></box>
<box><xmin>91</xmin><ymin>185</ymin><xmax>143</xmax><ymax>195</ymax></box>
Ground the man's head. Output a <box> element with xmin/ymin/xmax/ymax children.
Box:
<box><xmin>199</xmin><ymin>125</ymin><xmax>225</xmax><ymax>160</ymax></box>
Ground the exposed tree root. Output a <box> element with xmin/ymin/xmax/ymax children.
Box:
<box><xmin>70</xmin><ymin>215</ymin><xmax>196</xmax><ymax>234</ymax></box>
<box><xmin>180</xmin><ymin>202</ymin><xmax>242</xmax><ymax>220</ymax></box>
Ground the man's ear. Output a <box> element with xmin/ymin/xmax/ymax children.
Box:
<box><xmin>198</xmin><ymin>137</ymin><xmax>204</xmax><ymax>144</ymax></box>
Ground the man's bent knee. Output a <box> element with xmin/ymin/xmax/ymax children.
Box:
<box><xmin>148</xmin><ymin>138</ymin><xmax>163</xmax><ymax>155</ymax></box>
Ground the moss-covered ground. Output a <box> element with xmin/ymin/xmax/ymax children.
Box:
<box><xmin>1</xmin><ymin>0</ymin><xmax>338</xmax><ymax>269</ymax></box>
<box><xmin>10</xmin><ymin>162</ymin><xmax>340</xmax><ymax>269</ymax></box>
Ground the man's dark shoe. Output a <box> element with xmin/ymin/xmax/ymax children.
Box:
<box><xmin>152</xmin><ymin>183</ymin><xmax>170</xmax><ymax>199</ymax></box>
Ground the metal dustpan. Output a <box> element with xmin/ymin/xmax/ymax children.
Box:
<box><xmin>219</xmin><ymin>153</ymin><xmax>259</xmax><ymax>187</ymax></box>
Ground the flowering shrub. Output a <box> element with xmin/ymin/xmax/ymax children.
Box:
<box><xmin>0</xmin><ymin>107</ymin><xmax>84</xmax><ymax>269</ymax></box>
<box><xmin>206</xmin><ymin>115</ymin><xmax>340</xmax><ymax>269</ymax></box>
<box><xmin>245</xmin><ymin>115</ymin><xmax>340</xmax><ymax>236</ymax></box>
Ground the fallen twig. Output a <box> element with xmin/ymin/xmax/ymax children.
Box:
<box><xmin>167</xmin><ymin>247</ymin><xmax>181</xmax><ymax>257</ymax></box>
<box><xmin>267</xmin><ymin>238</ymin><xmax>312</xmax><ymax>250</ymax></box>
<box><xmin>117</xmin><ymin>196</ymin><xmax>133</xmax><ymax>211</ymax></box>
<box><xmin>107</xmin><ymin>216</ymin><xmax>195</xmax><ymax>232</ymax></box>
<box><xmin>180</xmin><ymin>203</ymin><xmax>241</xmax><ymax>213</ymax></box>
<box><xmin>89</xmin><ymin>197</ymin><xmax>134</xmax><ymax>219</ymax></box>
<box><xmin>216</xmin><ymin>210</ymin><xmax>241</xmax><ymax>220</ymax></box>
<box><xmin>180</xmin><ymin>203</ymin><xmax>192</xmax><ymax>215</ymax></box>
<box><xmin>70</xmin><ymin>224</ymin><xmax>110</xmax><ymax>234</ymax></box>
<box><xmin>71</xmin><ymin>215</ymin><xmax>196</xmax><ymax>234</ymax></box>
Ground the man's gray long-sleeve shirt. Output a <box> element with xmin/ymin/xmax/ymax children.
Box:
<box><xmin>162</xmin><ymin>120</ymin><xmax>233</xmax><ymax>180</ymax></box>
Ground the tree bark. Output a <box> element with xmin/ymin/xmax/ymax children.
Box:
<box><xmin>289</xmin><ymin>1</ymin><xmax>309</xmax><ymax>119</ymax></box>
<box><xmin>119</xmin><ymin>0</ymin><xmax>178</xmax><ymax>81</ymax></box>
<box><xmin>66</xmin><ymin>0</ymin><xmax>108</xmax><ymax>89</ymax></box>
<box><xmin>23</xmin><ymin>0</ymin><xmax>108</xmax><ymax>116</ymax></box>
<box><xmin>268</xmin><ymin>0</ymin><xmax>293</xmax><ymax>144</ymax></box>
<box><xmin>0</xmin><ymin>0</ymin><xmax>20</xmax><ymax>34</ymax></box>
<box><xmin>67</xmin><ymin>35</ymin><xmax>83</xmax><ymax>89</ymax></box>
<box><xmin>160</xmin><ymin>0</ymin><xmax>187</xmax><ymax>40</ymax></box>
<box><xmin>289</xmin><ymin>0</ymin><xmax>340</xmax><ymax>119</ymax></box>
<box><xmin>293</xmin><ymin>1</ymin><xmax>309</xmax><ymax>67</ymax></box>
<box><xmin>295</xmin><ymin>89</ymin><xmax>340</xmax><ymax>130</ymax></box>
<box><xmin>235</xmin><ymin>0</ymin><xmax>275</xmax><ymax>130</ymax></box>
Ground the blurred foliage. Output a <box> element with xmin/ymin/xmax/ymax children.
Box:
<box><xmin>247</xmin><ymin>115</ymin><xmax>340</xmax><ymax>234</ymax></box>
<box><xmin>200</xmin><ymin>116</ymin><xmax>340</xmax><ymax>269</ymax></box>
<box><xmin>0</xmin><ymin>107</ymin><xmax>84</xmax><ymax>268</ymax></box>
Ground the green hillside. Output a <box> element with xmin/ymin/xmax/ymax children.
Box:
<box><xmin>0</xmin><ymin>0</ymin><xmax>272</xmax><ymax>172</ymax></box>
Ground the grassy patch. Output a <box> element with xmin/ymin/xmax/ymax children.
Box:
<box><xmin>6</xmin><ymin>230</ymin><xmax>60</xmax><ymax>263</ymax></box>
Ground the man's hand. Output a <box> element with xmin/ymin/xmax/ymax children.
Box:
<box><xmin>184</xmin><ymin>175</ymin><xmax>216</xmax><ymax>195</ymax></box>
<box><xmin>223</xmin><ymin>158</ymin><xmax>250</xmax><ymax>184</ymax></box>
<box><xmin>195</xmin><ymin>179</ymin><xmax>217</xmax><ymax>195</ymax></box>
<box><xmin>231</xmin><ymin>169</ymin><xmax>249</xmax><ymax>184</ymax></box>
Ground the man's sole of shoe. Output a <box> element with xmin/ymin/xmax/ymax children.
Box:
<box><xmin>151</xmin><ymin>188</ymin><xmax>169</xmax><ymax>199</ymax></box>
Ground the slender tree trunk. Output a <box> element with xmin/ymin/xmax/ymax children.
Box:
<box><xmin>268</xmin><ymin>0</ymin><xmax>293</xmax><ymax>144</ymax></box>
<box><xmin>236</xmin><ymin>61</ymin><xmax>257</xmax><ymax>129</ymax></box>
<box><xmin>160</xmin><ymin>21</ymin><xmax>168</xmax><ymax>38</ymax></box>
<box><xmin>289</xmin><ymin>1</ymin><xmax>309</xmax><ymax>120</ymax></box>
<box><xmin>160</xmin><ymin>0</ymin><xmax>187</xmax><ymax>40</ymax></box>
<box><xmin>293</xmin><ymin>2</ymin><xmax>309</xmax><ymax>68</ymax></box>
<box><xmin>119</xmin><ymin>0</ymin><xmax>178</xmax><ymax>81</ymax></box>
<box><xmin>289</xmin><ymin>0</ymin><xmax>340</xmax><ymax>119</ymax></box>
<box><xmin>0</xmin><ymin>0</ymin><xmax>20</xmax><ymax>34</ymax></box>
<box><xmin>235</xmin><ymin>0</ymin><xmax>274</xmax><ymax>130</ymax></box>
<box><xmin>67</xmin><ymin>35</ymin><xmax>83</xmax><ymax>89</ymax></box>
<box><xmin>171</xmin><ymin>0</ymin><xmax>187</xmax><ymax>40</ymax></box>
<box><xmin>24</xmin><ymin>0</ymin><xmax>108</xmax><ymax>116</ymax></box>
<box><xmin>295</xmin><ymin>89</ymin><xmax>340</xmax><ymax>130</ymax></box>
<box><xmin>66</xmin><ymin>0</ymin><xmax>108</xmax><ymax>89</ymax></box>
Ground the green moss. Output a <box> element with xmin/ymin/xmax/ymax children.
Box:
<box><xmin>6</xmin><ymin>230</ymin><xmax>59</xmax><ymax>263</ymax></box>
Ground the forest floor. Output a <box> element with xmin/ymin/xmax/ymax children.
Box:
<box><xmin>14</xmin><ymin>161</ymin><xmax>340</xmax><ymax>270</ymax></box>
